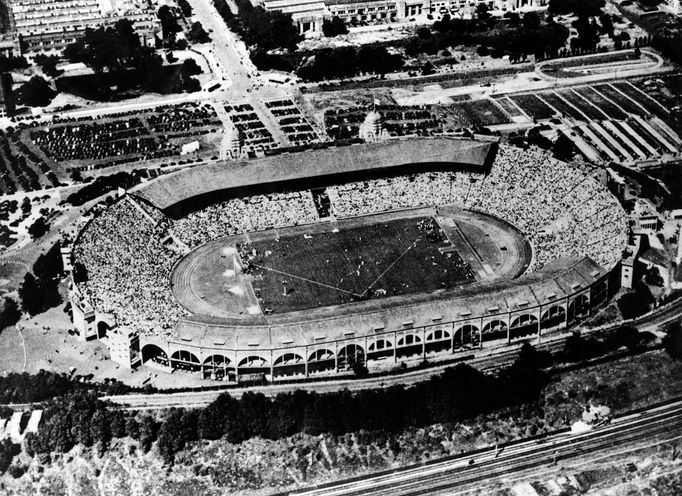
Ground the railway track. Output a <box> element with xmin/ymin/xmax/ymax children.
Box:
<box><xmin>279</xmin><ymin>400</ymin><xmax>682</xmax><ymax>496</ymax></box>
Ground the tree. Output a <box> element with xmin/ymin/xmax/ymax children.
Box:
<box><xmin>0</xmin><ymin>298</ymin><xmax>21</xmax><ymax>333</ymax></box>
<box><xmin>16</xmin><ymin>76</ymin><xmax>56</xmax><ymax>107</ymax></box>
<box><xmin>421</xmin><ymin>60</ymin><xmax>435</xmax><ymax>76</ymax></box>
<box><xmin>553</xmin><ymin>134</ymin><xmax>576</xmax><ymax>161</ymax></box>
<box><xmin>416</xmin><ymin>26</ymin><xmax>432</xmax><ymax>40</ymax></box>
<box><xmin>645</xmin><ymin>266</ymin><xmax>664</xmax><ymax>287</ymax></box>
<box><xmin>187</xmin><ymin>21</ymin><xmax>210</xmax><ymax>43</ymax></box>
<box><xmin>322</xmin><ymin>16</ymin><xmax>348</xmax><ymax>37</ymax></box>
<box><xmin>0</xmin><ymin>439</ymin><xmax>20</xmax><ymax>474</ymax></box>
<box><xmin>33</xmin><ymin>54</ymin><xmax>62</xmax><ymax>78</ymax></box>
<box><xmin>27</xmin><ymin>216</ymin><xmax>49</xmax><ymax>239</ymax></box>
<box><xmin>663</xmin><ymin>322</ymin><xmax>682</xmax><ymax>360</ymax></box>
<box><xmin>599</xmin><ymin>13</ymin><xmax>614</xmax><ymax>36</ymax></box>
<box><xmin>475</xmin><ymin>3</ymin><xmax>490</xmax><ymax>20</ymax></box>
<box><xmin>523</xmin><ymin>13</ymin><xmax>541</xmax><ymax>30</ymax></box>
<box><xmin>157</xmin><ymin>5</ymin><xmax>181</xmax><ymax>40</ymax></box>
<box><xmin>180</xmin><ymin>58</ymin><xmax>201</xmax><ymax>77</ymax></box>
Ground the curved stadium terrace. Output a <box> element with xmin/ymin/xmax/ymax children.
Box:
<box><xmin>69</xmin><ymin>138</ymin><xmax>629</xmax><ymax>380</ymax></box>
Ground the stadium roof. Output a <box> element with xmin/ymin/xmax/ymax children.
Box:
<box><xmin>133</xmin><ymin>137</ymin><xmax>495</xmax><ymax>210</ymax></box>
<box><xmin>169</xmin><ymin>257</ymin><xmax>606</xmax><ymax>349</ymax></box>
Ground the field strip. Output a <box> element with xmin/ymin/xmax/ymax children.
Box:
<box><xmin>251</xmin><ymin>264</ymin><xmax>358</xmax><ymax>295</ymax></box>
<box><xmin>363</xmin><ymin>238</ymin><xmax>420</xmax><ymax>295</ymax></box>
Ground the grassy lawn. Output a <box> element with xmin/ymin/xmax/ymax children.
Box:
<box><xmin>510</xmin><ymin>94</ymin><xmax>556</xmax><ymax>120</ymax></box>
<box><xmin>242</xmin><ymin>216</ymin><xmax>475</xmax><ymax>313</ymax></box>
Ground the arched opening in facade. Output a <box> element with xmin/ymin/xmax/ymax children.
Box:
<box><xmin>509</xmin><ymin>314</ymin><xmax>538</xmax><ymax>340</ymax></box>
<box><xmin>307</xmin><ymin>349</ymin><xmax>335</xmax><ymax>374</ymax></box>
<box><xmin>273</xmin><ymin>353</ymin><xmax>305</xmax><ymax>377</ymax></box>
<box><xmin>203</xmin><ymin>354</ymin><xmax>233</xmax><ymax>380</ymax></box>
<box><xmin>482</xmin><ymin>320</ymin><xmax>508</xmax><ymax>342</ymax></box>
<box><xmin>337</xmin><ymin>344</ymin><xmax>365</xmax><ymax>369</ymax></box>
<box><xmin>425</xmin><ymin>329</ymin><xmax>451</xmax><ymax>354</ymax></box>
<box><xmin>171</xmin><ymin>350</ymin><xmax>201</xmax><ymax>372</ymax></box>
<box><xmin>238</xmin><ymin>355</ymin><xmax>270</xmax><ymax>376</ymax></box>
<box><xmin>568</xmin><ymin>294</ymin><xmax>590</xmax><ymax>322</ymax></box>
<box><xmin>541</xmin><ymin>305</ymin><xmax>566</xmax><ymax>330</ymax></box>
<box><xmin>454</xmin><ymin>324</ymin><xmax>479</xmax><ymax>349</ymax></box>
<box><xmin>368</xmin><ymin>339</ymin><xmax>393</xmax><ymax>360</ymax></box>
<box><xmin>396</xmin><ymin>334</ymin><xmax>422</xmax><ymax>359</ymax></box>
<box><xmin>141</xmin><ymin>344</ymin><xmax>169</xmax><ymax>366</ymax></box>
<box><xmin>96</xmin><ymin>321</ymin><xmax>110</xmax><ymax>339</ymax></box>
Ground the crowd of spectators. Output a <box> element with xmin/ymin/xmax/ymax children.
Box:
<box><xmin>171</xmin><ymin>191</ymin><xmax>318</xmax><ymax>249</ymax></box>
<box><xmin>73</xmin><ymin>145</ymin><xmax>627</xmax><ymax>338</ymax></box>
<box><xmin>74</xmin><ymin>197</ymin><xmax>188</xmax><ymax>338</ymax></box>
<box><xmin>264</xmin><ymin>99</ymin><xmax>320</xmax><ymax>146</ymax></box>
<box><xmin>328</xmin><ymin>146</ymin><xmax>627</xmax><ymax>270</ymax></box>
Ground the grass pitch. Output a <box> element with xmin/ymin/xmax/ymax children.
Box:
<box><xmin>241</xmin><ymin>216</ymin><xmax>475</xmax><ymax>313</ymax></box>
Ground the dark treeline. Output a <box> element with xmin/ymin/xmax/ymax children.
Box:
<box><xmin>0</xmin><ymin>370</ymin><xmax>134</xmax><ymax>404</ymax></box>
<box><xmin>154</xmin><ymin>348</ymin><xmax>550</xmax><ymax>464</ymax></box>
<box><xmin>65</xmin><ymin>170</ymin><xmax>146</xmax><ymax>206</ymax></box>
<box><xmin>404</xmin><ymin>16</ymin><xmax>569</xmax><ymax>61</ymax></box>
<box><xmin>18</xmin><ymin>242</ymin><xmax>63</xmax><ymax>316</ymax></box>
<box><xmin>297</xmin><ymin>45</ymin><xmax>404</xmax><ymax>82</ymax></box>
<box><xmin>63</xmin><ymin>20</ymin><xmax>163</xmax><ymax>92</ymax></box>
<box><xmin>212</xmin><ymin>0</ymin><xmax>301</xmax><ymax>52</ymax></box>
<box><xmin>6</xmin><ymin>328</ymin><xmax>664</xmax><ymax>473</ymax></box>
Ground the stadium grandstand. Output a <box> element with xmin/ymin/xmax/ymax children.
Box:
<box><xmin>67</xmin><ymin>137</ymin><xmax>628</xmax><ymax>382</ymax></box>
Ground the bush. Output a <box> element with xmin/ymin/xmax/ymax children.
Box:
<box><xmin>663</xmin><ymin>322</ymin><xmax>682</xmax><ymax>360</ymax></box>
<box><xmin>27</xmin><ymin>216</ymin><xmax>49</xmax><ymax>239</ymax></box>
<box><xmin>322</xmin><ymin>16</ymin><xmax>348</xmax><ymax>37</ymax></box>
<box><xmin>16</xmin><ymin>76</ymin><xmax>57</xmax><ymax>107</ymax></box>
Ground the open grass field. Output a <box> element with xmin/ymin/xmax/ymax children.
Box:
<box><xmin>509</xmin><ymin>94</ymin><xmax>556</xmax><ymax>120</ymax></box>
<box><xmin>557</xmin><ymin>90</ymin><xmax>608</xmax><ymax>120</ymax></box>
<box><xmin>242</xmin><ymin>216</ymin><xmax>475</xmax><ymax>313</ymax></box>
<box><xmin>594</xmin><ymin>84</ymin><xmax>647</xmax><ymax>116</ymax></box>
<box><xmin>611</xmin><ymin>81</ymin><xmax>668</xmax><ymax>117</ymax></box>
<box><xmin>455</xmin><ymin>99</ymin><xmax>510</xmax><ymax>127</ymax></box>
<box><xmin>573</xmin><ymin>87</ymin><xmax>628</xmax><ymax>120</ymax></box>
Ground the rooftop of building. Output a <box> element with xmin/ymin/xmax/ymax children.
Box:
<box><xmin>133</xmin><ymin>137</ymin><xmax>495</xmax><ymax>211</ymax></box>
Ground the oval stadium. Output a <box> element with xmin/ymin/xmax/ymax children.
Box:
<box><xmin>67</xmin><ymin>138</ymin><xmax>628</xmax><ymax>382</ymax></box>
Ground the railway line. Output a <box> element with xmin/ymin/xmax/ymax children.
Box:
<box><xmin>279</xmin><ymin>400</ymin><xmax>682</xmax><ymax>496</ymax></box>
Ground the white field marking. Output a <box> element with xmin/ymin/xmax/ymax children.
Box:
<box><xmin>223</xmin><ymin>269</ymin><xmax>236</xmax><ymax>277</ymax></box>
<box><xmin>250</xmin><ymin>264</ymin><xmax>357</xmax><ymax>295</ymax></box>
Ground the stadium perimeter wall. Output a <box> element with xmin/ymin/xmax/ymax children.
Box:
<box><xmin>69</xmin><ymin>137</ymin><xmax>621</xmax><ymax>383</ymax></box>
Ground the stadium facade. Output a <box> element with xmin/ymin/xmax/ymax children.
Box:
<box><xmin>257</xmin><ymin>0</ymin><xmax>548</xmax><ymax>35</ymax></box>
<box><xmin>68</xmin><ymin>137</ymin><xmax>624</xmax><ymax>382</ymax></box>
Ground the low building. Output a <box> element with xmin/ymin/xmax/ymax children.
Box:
<box><xmin>8</xmin><ymin>0</ymin><xmax>161</xmax><ymax>53</ymax></box>
<box><xmin>258</xmin><ymin>0</ymin><xmax>547</xmax><ymax>35</ymax></box>
<box><xmin>620</xmin><ymin>234</ymin><xmax>641</xmax><ymax>289</ymax></box>
<box><xmin>629</xmin><ymin>198</ymin><xmax>661</xmax><ymax>231</ymax></box>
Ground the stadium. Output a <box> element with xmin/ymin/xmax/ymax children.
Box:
<box><xmin>68</xmin><ymin>137</ymin><xmax>628</xmax><ymax>381</ymax></box>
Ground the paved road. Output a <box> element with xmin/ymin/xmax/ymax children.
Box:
<box><xmin>277</xmin><ymin>400</ymin><xmax>682</xmax><ymax>496</ymax></box>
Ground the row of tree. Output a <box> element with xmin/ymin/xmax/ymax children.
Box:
<box><xmin>5</xmin><ymin>321</ymin><xmax>678</xmax><ymax>474</ymax></box>
<box><xmin>18</xmin><ymin>242</ymin><xmax>63</xmax><ymax>316</ymax></box>
<box><xmin>297</xmin><ymin>45</ymin><xmax>404</xmax><ymax>82</ymax></box>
